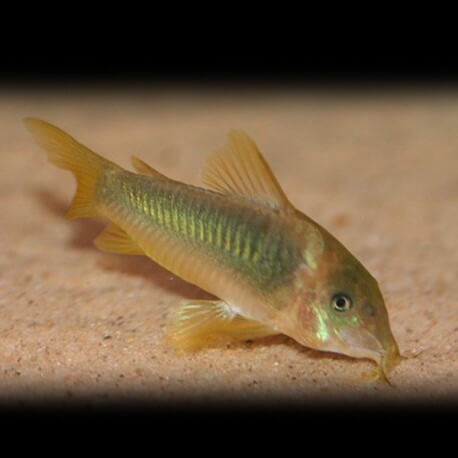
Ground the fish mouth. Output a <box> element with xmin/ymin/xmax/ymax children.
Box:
<box><xmin>339</xmin><ymin>327</ymin><xmax>401</xmax><ymax>383</ymax></box>
<box><xmin>380</xmin><ymin>340</ymin><xmax>402</xmax><ymax>377</ymax></box>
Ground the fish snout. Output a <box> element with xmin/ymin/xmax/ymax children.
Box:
<box><xmin>339</xmin><ymin>325</ymin><xmax>402</xmax><ymax>383</ymax></box>
<box><xmin>340</xmin><ymin>326</ymin><xmax>384</xmax><ymax>359</ymax></box>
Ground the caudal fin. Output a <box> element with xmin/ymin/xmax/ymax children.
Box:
<box><xmin>24</xmin><ymin>118</ymin><xmax>120</xmax><ymax>219</ymax></box>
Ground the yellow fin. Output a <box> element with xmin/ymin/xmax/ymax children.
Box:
<box><xmin>94</xmin><ymin>223</ymin><xmax>144</xmax><ymax>255</ymax></box>
<box><xmin>131</xmin><ymin>155</ymin><xmax>167</xmax><ymax>179</ymax></box>
<box><xmin>202</xmin><ymin>130</ymin><xmax>292</xmax><ymax>210</ymax></box>
<box><xmin>167</xmin><ymin>300</ymin><xmax>278</xmax><ymax>351</ymax></box>
<box><xmin>24</xmin><ymin>118</ymin><xmax>120</xmax><ymax>220</ymax></box>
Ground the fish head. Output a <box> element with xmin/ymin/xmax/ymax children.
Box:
<box><xmin>324</xmin><ymin>263</ymin><xmax>401</xmax><ymax>381</ymax></box>
<box><xmin>292</xmin><ymin>224</ymin><xmax>401</xmax><ymax>381</ymax></box>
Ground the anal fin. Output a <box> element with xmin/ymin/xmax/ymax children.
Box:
<box><xmin>167</xmin><ymin>300</ymin><xmax>278</xmax><ymax>351</ymax></box>
<box><xmin>94</xmin><ymin>223</ymin><xmax>144</xmax><ymax>255</ymax></box>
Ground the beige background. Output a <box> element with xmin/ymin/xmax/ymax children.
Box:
<box><xmin>0</xmin><ymin>87</ymin><xmax>457</xmax><ymax>402</ymax></box>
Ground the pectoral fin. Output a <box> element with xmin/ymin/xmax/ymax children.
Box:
<box><xmin>167</xmin><ymin>300</ymin><xmax>278</xmax><ymax>351</ymax></box>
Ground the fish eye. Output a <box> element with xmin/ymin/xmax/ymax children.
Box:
<box><xmin>331</xmin><ymin>293</ymin><xmax>353</xmax><ymax>312</ymax></box>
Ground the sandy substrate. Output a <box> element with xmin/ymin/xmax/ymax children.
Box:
<box><xmin>0</xmin><ymin>87</ymin><xmax>457</xmax><ymax>404</ymax></box>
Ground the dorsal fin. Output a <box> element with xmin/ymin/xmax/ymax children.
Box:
<box><xmin>201</xmin><ymin>130</ymin><xmax>292</xmax><ymax>211</ymax></box>
<box><xmin>131</xmin><ymin>155</ymin><xmax>168</xmax><ymax>180</ymax></box>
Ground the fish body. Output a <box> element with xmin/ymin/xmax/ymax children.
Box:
<box><xmin>25</xmin><ymin>118</ymin><xmax>401</xmax><ymax>381</ymax></box>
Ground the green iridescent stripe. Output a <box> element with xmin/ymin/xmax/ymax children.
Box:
<box><xmin>114</xmin><ymin>175</ymin><xmax>300</xmax><ymax>290</ymax></box>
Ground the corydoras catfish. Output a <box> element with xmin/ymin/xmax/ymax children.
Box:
<box><xmin>25</xmin><ymin>118</ymin><xmax>402</xmax><ymax>382</ymax></box>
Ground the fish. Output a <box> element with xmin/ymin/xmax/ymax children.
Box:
<box><xmin>24</xmin><ymin>117</ymin><xmax>402</xmax><ymax>382</ymax></box>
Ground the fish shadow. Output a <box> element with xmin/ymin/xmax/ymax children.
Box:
<box><xmin>229</xmin><ymin>334</ymin><xmax>358</xmax><ymax>364</ymax></box>
<box><xmin>98</xmin><ymin>255</ymin><xmax>215</xmax><ymax>299</ymax></box>
<box><xmin>36</xmin><ymin>188</ymin><xmax>105</xmax><ymax>249</ymax></box>
<box><xmin>35</xmin><ymin>188</ymin><xmax>215</xmax><ymax>299</ymax></box>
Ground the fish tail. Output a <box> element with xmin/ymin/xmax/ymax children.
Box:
<box><xmin>24</xmin><ymin>118</ymin><xmax>120</xmax><ymax>220</ymax></box>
